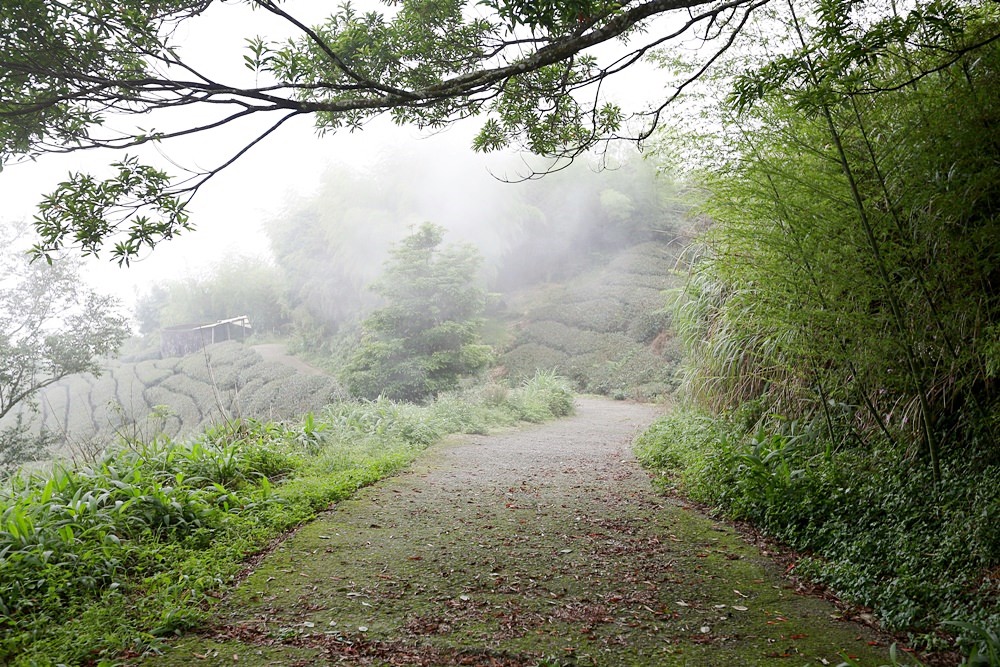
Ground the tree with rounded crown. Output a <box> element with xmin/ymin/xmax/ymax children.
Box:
<box><xmin>343</xmin><ymin>223</ymin><xmax>492</xmax><ymax>402</ymax></box>
<box><xmin>0</xmin><ymin>224</ymin><xmax>130</xmax><ymax>470</ymax></box>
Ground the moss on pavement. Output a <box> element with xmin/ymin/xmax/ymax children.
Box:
<box><xmin>141</xmin><ymin>398</ymin><xmax>893</xmax><ymax>667</ymax></box>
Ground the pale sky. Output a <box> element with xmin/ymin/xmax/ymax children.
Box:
<box><xmin>0</xmin><ymin>1</ymin><xmax>675</xmax><ymax>317</ymax></box>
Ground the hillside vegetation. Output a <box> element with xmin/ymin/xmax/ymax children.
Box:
<box><xmin>20</xmin><ymin>237</ymin><xmax>683</xmax><ymax>461</ymax></box>
<box><xmin>499</xmin><ymin>240</ymin><xmax>685</xmax><ymax>400</ymax></box>
<box><xmin>637</xmin><ymin>2</ymin><xmax>1000</xmax><ymax>662</ymax></box>
<box><xmin>17</xmin><ymin>342</ymin><xmax>341</xmax><ymax>458</ymax></box>
<box><xmin>17</xmin><ymin>154</ymin><xmax>683</xmax><ymax>461</ymax></box>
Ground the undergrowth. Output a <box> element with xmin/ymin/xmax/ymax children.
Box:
<box><xmin>0</xmin><ymin>372</ymin><xmax>574</xmax><ymax>666</ymax></box>
<box><xmin>635</xmin><ymin>410</ymin><xmax>1000</xmax><ymax>664</ymax></box>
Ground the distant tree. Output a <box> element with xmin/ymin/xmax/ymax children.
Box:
<box><xmin>136</xmin><ymin>256</ymin><xmax>290</xmax><ymax>335</ymax></box>
<box><xmin>265</xmin><ymin>166</ymin><xmax>414</xmax><ymax>347</ymax></box>
<box><xmin>343</xmin><ymin>223</ymin><xmax>492</xmax><ymax>402</ymax></box>
<box><xmin>135</xmin><ymin>284</ymin><xmax>169</xmax><ymax>335</ymax></box>
<box><xmin>0</xmin><ymin>225</ymin><xmax>130</xmax><ymax>468</ymax></box>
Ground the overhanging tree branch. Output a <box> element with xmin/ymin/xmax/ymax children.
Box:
<box><xmin>3</xmin><ymin>0</ymin><xmax>994</xmax><ymax>262</ymax></box>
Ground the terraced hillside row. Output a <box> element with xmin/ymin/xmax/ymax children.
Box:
<box><xmin>9</xmin><ymin>241</ymin><xmax>685</xmax><ymax>455</ymax></box>
<box><xmin>499</xmin><ymin>241</ymin><xmax>684</xmax><ymax>400</ymax></box>
<box><xmin>31</xmin><ymin>341</ymin><xmax>342</xmax><ymax>448</ymax></box>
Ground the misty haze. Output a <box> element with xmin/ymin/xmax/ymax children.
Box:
<box><xmin>0</xmin><ymin>1</ymin><xmax>997</xmax><ymax>665</ymax></box>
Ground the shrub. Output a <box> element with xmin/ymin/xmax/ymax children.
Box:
<box><xmin>132</xmin><ymin>359</ymin><xmax>173</xmax><ymax>387</ymax></box>
<box><xmin>635</xmin><ymin>410</ymin><xmax>1000</xmax><ymax>652</ymax></box>
<box><xmin>502</xmin><ymin>343</ymin><xmax>570</xmax><ymax>382</ymax></box>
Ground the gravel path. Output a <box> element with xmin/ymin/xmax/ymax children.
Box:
<box><xmin>150</xmin><ymin>397</ymin><xmax>891</xmax><ymax>666</ymax></box>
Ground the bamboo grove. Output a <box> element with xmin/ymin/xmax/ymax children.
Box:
<box><xmin>676</xmin><ymin>0</ymin><xmax>1000</xmax><ymax>482</ymax></box>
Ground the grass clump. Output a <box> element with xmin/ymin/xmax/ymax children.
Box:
<box><xmin>0</xmin><ymin>373</ymin><xmax>575</xmax><ymax>666</ymax></box>
<box><xmin>635</xmin><ymin>410</ymin><xmax>1000</xmax><ymax>660</ymax></box>
<box><xmin>506</xmin><ymin>371</ymin><xmax>576</xmax><ymax>422</ymax></box>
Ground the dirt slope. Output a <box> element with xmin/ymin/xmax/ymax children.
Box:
<box><xmin>145</xmin><ymin>397</ymin><xmax>892</xmax><ymax>666</ymax></box>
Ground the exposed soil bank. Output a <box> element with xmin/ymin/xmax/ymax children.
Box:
<box><xmin>143</xmin><ymin>397</ymin><xmax>891</xmax><ymax>666</ymax></box>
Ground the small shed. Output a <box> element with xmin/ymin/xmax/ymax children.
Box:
<box><xmin>160</xmin><ymin>315</ymin><xmax>252</xmax><ymax>358</ymax></box>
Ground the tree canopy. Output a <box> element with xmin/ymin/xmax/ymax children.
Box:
<box><xmin>343</xmin><ymin>223</ymin><xmax>492</xmax><ymax>402</ymax></box>
<box><xmin>0</xmin><ymin>1</ymin><xmax>871</xmax><ymax>258</ymax></box>
<box><xmin>2</xmin><ymin>0</ymin><xmax>997</xmax><ymax>263</ymax></box>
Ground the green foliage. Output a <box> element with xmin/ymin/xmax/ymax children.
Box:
<box><xmin>636</xmin><ymin>411</ymin><xmax>1000</xmax><ymax>655</ymax></box>
<box><xmin>136</xmin><ymin>257</ymin><xmax>290</xmax><ymax>335</ymax></box>
<box><xmin>344</xmin><ymin>223</ymin><xmax>492</xmax><ymax>402</ymax></box>
<box><xmin>501</xmin><ymin>341</ymin><xmax>570</xmax><ymax>378</ymax></box>
<box><xmin>473</xmin><ymin>61</ymin><xmax>622</xmax><ymax>155</ymax></box>
<box><xmin>836</xmin><ymin>643</ymin><xmax>924</xmax><ymax>667</ymax></box>
<box><xmin>33</xmin><ymin>156</ymin><xmax>191</xmax><ymax>265</ymax></box>
<box><xmin>500</xmin><ymin>241</ymin><xmax>685</xmax><ymax>400</ymax></box>
<box><xmin>944</xmin><ymin>620</ymin><xmax>1000</xmax><ymax>666</ymax></box>
<box><xmin>670</xmin><ymin>1</ymin><xmax>1000</xmax><ymax>473</ymax></box>
<box><xmin>647</xmin><ymin>2</ymin><xmax>1000</xmax><ymax>663</ymax></box>
<box><xmin>507</xmin><ymin>370</ymin><xmax>575</xmax><ymax>422</ymax></box>
<box><xmin>482</xmin><ymin>0</ymin><xmax>619</xmax><ymax>32</ymax></box>
<box><xmin>0</xmin><ymin>376</ymin><xmax>576</xmax><ymax>664</ymax></box>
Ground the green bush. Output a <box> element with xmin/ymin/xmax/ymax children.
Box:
<box><xmin>607</xmin><ymin>242</ymin><xmax>680</xmax><ymax>276</ymax></box>
<box><xmin>543</xmin><ymin>297</ymin><xmax>624</xmax><ymax>333</ymax></box>
<box><xmin>132</xmin><ymin>359</ymin><xmax>173</xmax><ymax>387</ymax></box>
<box><xmin>626</xmin><ymin>309</ymin><xmax>671</xmax><ymax>344</ymax></box>
<box><xmin>522</xmin><ymin>320</ymin><xmax>598</xmax><ymax>354</ymax></box>
<box><xmin>502</xmin><ymin>342</ymin><xmax>571</xmax><ymax>382</ymax></box>
<box><xmin>636</xmin><ymin>411</ymin><xmax>1000</xmax><ymax>654</ymax></box>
